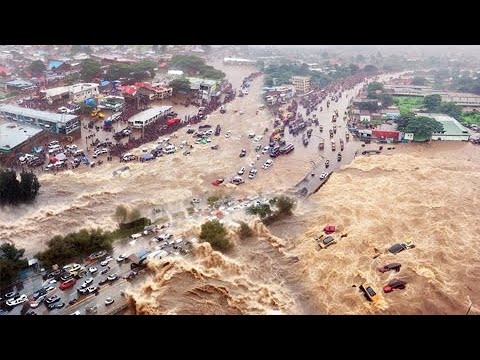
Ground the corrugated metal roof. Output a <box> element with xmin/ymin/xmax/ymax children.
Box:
<box><xmin>0</xmin><ymin>104</ymin><xmax>78</xmax><ymax>124</ymax></box>
<box><xmin>128</xmin><ymin>106</ymin><xmax>172</xmax><ymax>124</ymax></box>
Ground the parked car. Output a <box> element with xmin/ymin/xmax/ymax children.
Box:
<box><xmin>81</xmin><ymin>277</ymin><xmax>94</xmax><ymax>288</ymax></box>
<box><xmin>262</xmin><ymin>159</ymin><xmax>273</xmax><ymax>169</ymax></box>
<box><xmin>107</xmin><ymin>273</ymin><xmax>119</xmax><ymax>282</ymax></box>
<box><xmin>116</xmin><ymin>254</ymin><xmax>127</xmax><ymax>262</ymax></box>
<box><xmin>360</xmin><ymin>284</ymin><xmax>380</xmax><ymax>302</ymax></box>
<box><xmin>319</xmin><ymin>172</ymin><xmax>328</xmax><ymax>180</ymax></box>
<box><xmin>98</xmin><ymin>278</ymin><xmax>108</xmax><ymax>285</ymax></box>
<box><xmin>101</xmin><ymin>257</ymin><xmax>113</xmax><ymax>266</ymax></box>
<box><xmin>87</xmin><ymin>285</ymin><xmax>98</xmax><ymax>293</ymax></box>
<box><xmin>378</xmin><ymin>263</ymin><xmax>401</xmax><ymax>273</ymax></box>
<box><xmin>212</xmin><ymin>178</ymin><xmax>224</xmax><ymax>186</ymax></box>
<box><xmin>383</xmin><ymin>279</ymin><xmax>407</xmax><ymax>293</ymax></box>
<box><xmin>105</xmin><ymin>297</ymin><xmax>115</xmax><ymax>306</ymax></box>
<box><xmin>231</xmin><ymin>176</ymin><xmax>244</xmax><ymax>185</ymax></box>
<box><xmin>248</xmin><ymin>167</ymin><xmax>257</xmax><ymax>179</ymax></box>
<box><xmin>237</xmin><ymin>167</ymin><xmax>245</xmax><ymax>175</ymax></box>
<box><xmin>6</xmin><ymin>294</ymin><xmax>28</xmax><ymax>307</ymax></box>
<box><xmin>59</xmin><ymin>278</ymin><xmax>76</xmax><ymax>290</ymax></box>
<box><xmin>239</xmin><ymin>149</ymin><xmax>246</xmax><ymax>157</ymax></box>
<box><xmin>45</xmin><ymin>295</ymin><xmax>61</xmax><ymax>304</ymax></box>
<box><xmin>88</xmin><ymin>266</ymin><xmax>98</xmax><ymax>274</ymax></box>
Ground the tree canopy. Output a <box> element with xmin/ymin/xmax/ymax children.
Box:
<box><xmin>29</xmin><ymin>60</ymin><xmax>46</xmax><ymax>76</ymax></box>
<box><xmin>105</xmin><ymin>60</ymin><xmax>157</xmax><ymax>82</ymax></box>
<box><xmin>199</xmin><ymin>220</ymin><xmax>231</xmax><ymax>251</ymax></box>
<box><xmin>168</xmin><ymin>55</ymin><xmax>225</xmax><ymax>80</ymax></box>
<box><xmin>169</xmin><ymin>78</ymin><xmax>191</xmax><ymax>93</ymax></box>
<box><xmin>0</xmin><ymin>170</ymin><xmax>40</xmax><ymax>206</ymax></box>
<box><xmin>403</xmin><ymin>115</ymin><xmax>444</xmax><ymax>140</ymax></box>
<box><xmin>424</xmin><ymin>94</ymin><xmax>442</xmax><ymax>111</ymax></box>
<box><xmin>80</xmin><ymin>59</ymin><xmax>102</xmax><ymax>82</ymax></box>
<box><xmin>0</xmin><ymin>243</ymin><xmax>28</xmax><ymax>288</ymax></box>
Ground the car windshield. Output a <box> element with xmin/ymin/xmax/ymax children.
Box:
<box><xmin>323</xmin><ymin>236</ymin><xmax>334</xmax><ymax>244</ymax></box>
<box><xmin>366</xmin><ymin>287</ymin><xmax>376</xmax><ymax>297</ymax></box>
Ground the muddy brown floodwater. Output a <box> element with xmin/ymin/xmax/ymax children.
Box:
<box><xmin>2</xmin><ymin>61</ymin><xmax>478</xmax><ymax>314</ymax></box>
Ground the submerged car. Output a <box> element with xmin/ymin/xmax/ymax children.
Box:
<box><xmin>388</xmin><ymin>243</ymin><xmax>407</xmax><ymax>254</ymax></box>
<box><xmin>378</xmin><ymin>263</ymin><xmax>401</xmax><ymax>273</ymax></box>
<box><xmin>383</xmin><ymin>279</ymin><xmax>407</xmax><ymax>293</ymax></box>
<box><xmin>360</xmin><ymin>284</ymin><xmax>380</xmax><ymax>302</ymax></box>
<box><xmin>317</xmin><ymin>235</ymin><xmax>336</xmax><ymax>249</ymax></box>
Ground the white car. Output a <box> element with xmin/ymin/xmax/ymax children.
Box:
<box><xmin>89</xmin><ymin>266</ymin><xmax>98</xmax><ymax>274</ymax></box>
<box><xmin>101</xmin><ymin>256</ymin><xmax>113</xmax><ymax>266</ymax></box>
<box><xmin>237</xmin><ymin>167</ymin><xmax>245</xmax><ymax>175</ymax></box>
<box><xmin>123</xmin><ymin>129</ymin><xmax>132</xmax><ymax>135</ymax></box>
<box><xmin>87</xmin><ymin>285</ymin><xmax>98</xmax><ymax>293</ymax></box>
<box><xmin>116</xmin><ymin>254</ymin><xmax>127</xmax><ymax>262</ymax></box>
<box><xmin>261</xmin><ymin>146</ymin><xmax>269</xmax><ymax>155</ymax></box>
<box><xmin>93</xmin><ymin>148</ymin><xmax>108</xmax><ymax>158</ymax></box>
<box><xmin>253</xmin><ymin>135</ymin><xmax>263</xmax><ymax>142</ymax></box>
<box><xmin>262</xmin><ymin>159</ymin><xmax>273</xmax><ymax>169</ymax></box>
<box><xmin>44</xmin><ymin>286</ymin><xmax>56</xmax><ymax>293</ymax></box>
<box><xmin>319</xmin><ymin>172</ymin><xmax>329</xmax><ymax>179</ymax></box>
<box><xmin>192</xmin><ymin>198</ymin><xmax>201</xmax><ymax>204</ymax></box>
<box><xmin>6</xmin><ymin>294</ymin><xmax>28</xmax><ymax>307</ymax></box>
<box><xmin>231</xmin><ymin>176</ymin><xmax>244</xmax><ymax>185</ymax></box>
<box><xmin>19</xmin><ymin>154</ymin><xmax>35</xmax><ymax>163</ymax></box>
<box><xmin>105</xmin><ymin>297</ymin><xmax>115</xmax><ymax>306</ymax></box>
<box><xmin>81</xmin><ymin>277</ymin><xmax>94</xmax><ymax>288</ymax></box>
<box><xmin>248</xmin><ymin>168</ymin><xmax>258</xmax><ymax>179</ymax></box>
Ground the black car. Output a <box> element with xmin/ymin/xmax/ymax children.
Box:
<box><xmin>239</xmin><ymin>149</ymin><xmax>246</xmax><ymax>157</ymax></box>
<box><xmin>77</xmin><ymin>287</ymin><xmax>89</xmax><ymax>295</ymax></box>
<box><xmin>45</xmin><ymin>295</ymin><xmax>60</xmax><ymax>304</ymax></box>
<box><xmin>33</xmin><ymin>288</ymin><xmax>47</xmax><ymax>300</ymax></box>
<box><xmin>198</xmin><ymin>124</ymin><xmax>212</xmax><ymax>129</ymax></box>
<box><xmin>215</xmin><ymin>125</ymin><xmax>221</xmax><ymax>136</ymax></box>
<box><xmin>60</xmin><ymin>272</ymin><xmax>74</xmax><ymax>282</ymax></box>
<box><xmin>186</xmin><ymin>128</ymin><xmax>195</xmax><ymax>134</ymax></box>
<box><xmin>255</xmin><ymin>145</ymin><xmax>262</xmax><ymax>152</ymax></box>
<box><xmin>378</xmin><ymin>263</ymin><xmax>401</xmax><ymax>273</ymax></box>
<box><xmin>98</xmin><ymin>278</ymin><xmax>108</xmax><ymax>285</ymax></box>
<box><xmin>100</xmin><ymin>266</ymin><xmax>110</xmax><ymax>275</ymax></box>
<box><xmin>45</xmin><ymin>269</ymin><xmax>63</xmax><ymax>280</ymax></box>
<box><xmin>388</xmin><ymin>243</ymin><xmax>407</xmax><ymax>254</ymax></box>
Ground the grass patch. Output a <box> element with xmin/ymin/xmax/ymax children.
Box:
<box><xmin>394</xmin><ymin>96</ymin><xmax>424</xmax><ymax>114</ymax></box>
<box><xmin>153</xmin><ymin>216</ymin><xmax>169</xmax><ymax>224</ymax></box>
<box><xmin>172</xmin><ymin>211</ymin><xmax>185</xmax><ymax>219</ymax></box>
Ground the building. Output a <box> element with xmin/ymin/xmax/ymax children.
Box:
<box><xmin>0</xmin><ymin>66</ymin><xmax>11</xmax><ymax>77</ymax></box>
<box><xmin>0</xmin><ymin>122</ymin><xmax>43</xmax><ymax>153</ymax></box>
<box><xmin>43</xmin><ymin>83</ymin><xmax>99</xmax><ymax>103</ymax></box>
<box><xmin>5</xmin><ymin>79</ymin><xmax>35</xmax><ymax>91</ymax></box>
<box><xmin>167</xmin><ymin>70</ymin><xmax>184</xmax><ymax>77</ymax></box>
<box><xmin>128</xmin><ymin>106</ymin><xmax>172</xmax><ymax>128</ymax></box>
<box><xmin>0</xmin><ymin>104</ymin><xmax>81</xmax><ymax>135</ymax></box>
<box><xmin>291</xmin><ymin>76</ymin><xmax>310</xmax><ymax>94</ymax></box>
<box><xmin>136</xmin><ymin>82</ymin><xmax>173</xmax><ymax>101</ymax></box>
<box><xmin>421</xmin><ymin>113</ymin><xmax>470</xmax><ymax>141</ymax></box>
<box><xmin>371</xmin><ymin>130</ymin><xmax>401</xmax><ymax>141</ymax></box>
<box><xmin>186</xmin><ymin>77</ymin><xmax>219</xmax><ymax>101</ymax></box>
<box><xmin>359</xmin><ymin>110</ymin><xmax>371</xmax><ymax>122</ymax></box>
<box><xmin>223</xmin><ymin>57</ymin><xmax>256</xmax><ymax>66</ymax></box>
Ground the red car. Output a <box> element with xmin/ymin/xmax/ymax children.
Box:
<box><xmin>59</xmin><ymin>278</ymin><xmax>76</xmax><ymax>290</ymax></box>
<box><xmin>383</xmin><ymin>279</ymin><xmax>407</xmax><ymax>293</ymax></box>
<box><xmin>212</xmin><ymin>178</ymin><xmax>224</xmax><ymax>186</ymax></box>
<box><xmin>324</xmin><ymin>225</ymin><xmax>335</xmax><ymax>233</ymax></box>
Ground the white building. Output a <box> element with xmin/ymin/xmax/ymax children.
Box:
<box><xmin>421</xmin><ymin>113</ymin><xmax>470</xmax><ymax>141</ymax></box>
<box><xmin>43</xmin><ymin>82</ymin><xmax>99</xmax><ymax>103</ymax></box>
<box><xmin>128</xmin><ymin>106</ymin><xmax>172</xmax><ymax>129</ymax></box>
<box><xmin>291</xmin><ymin>76</ymin><xmax>311</xmax><ymax>94</ymax></box>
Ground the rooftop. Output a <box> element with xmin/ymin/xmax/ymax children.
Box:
<box><xmin>186</xmin><ymin>77</ymin><xmax>219</xmax><ymax>88</ymax></box>
<box><xmin>421</xmin><ymin>113</ymin><xmax>470</xmax><ymax>136</ymax></box>
<box><xmin>0</xmin><ymin>121</ymin><xmax>43</xmax><ymax>152</ymax></box>
<box><xmin>0</xmin><ymin>104</ymin><xmax>78</xmax><ymax>124</ymax></box>
<box><xmin>128</xmin><ymin>106</ymin><xmax>172</xmax><ymax>123</ymax></box>
<box><xmin>6</xmin><ymin>79</ymin><xmax>34</xmax><ymax>87</ymax></box>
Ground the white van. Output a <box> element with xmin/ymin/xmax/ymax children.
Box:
<box><xmin>130</xmin><ymin>233</ymin><xmax>142</xmax><ymax>240</ymax></box>
<box><xmin>164</xmin><ymin>145</ymin><xmax>176</xmax><ymax>154</ymax></box>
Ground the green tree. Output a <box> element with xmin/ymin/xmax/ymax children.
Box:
<box><xmin>29</xmin><ymin>60</ymin><xmax>46</xmax><ymax>76</ymax></box>
<box><xmin>412</xmin><ymin>77</ymin><xmax>427</xmax><ymax>86</ymax></box>
<box><xmin>168</xmin><ymin>55</ymin><xmax>225</xmax><ymax>79</ymax></box>
<box><xmin>349</xmin><ymin>63</ymin><xmax>360</xmax><ymax>74</ymax></box>
<box><xmin>404</xmin><ymin>116</ymin><xmax>444</xmax><ymax>140</ymax></box>
<box><xmin>114</xmin><ymin>204</ymin><xmax>128</xmax><ymax>224</ymax></box>
<box><xmin>0</xmin><ymin>170</ymin><xmax>40</xmax><ymax>205</ymax></box>
<box><xmin>439</xmin><ymin>101</ymin><xmax>463</xmax><ymax>120</ymax></box>
<box><xmin>424</xmin><ymin>94</ymin><xmax>442</xmax><ymax>112</ymax></box>
<box><xmin>199</xmin><ymin>220</ymin><xmax>231</xmax><ymax>251</ymax></box>
<box><xmin>0</xmin><ymin>243</ymin><xmax>28</xmax><ymax>288</ymax></box>
<box><xmin>238</xmin><ymin>221</ymin><xmax>253</xmax><ymax>239</ymax></box>
<box><xmin>246</xmin><ymin>203</ymin><xmax>272</xmax><ymax>219</ymax></box>
<box><xmin>395</xmin><ymin>111</ymin><xmax>416</xmax><ymax>131</ymax></box>
<box><xmin>363</xmin><ymin>64</ymin><xmax>378</xmax><ymax>73</ymax></box>
<box><xmin>19</xmin><ymin>172</ymin><xmax>40</xmax><ymax>203</ymax></box>
<box><xmin>273</xmin><ymin>196</ymin><xmax>296</xmax><ymax>216</ymax></box>
<box><xmin>367</xmin><ymin>81</ymin><xmax>383</xmax><ymax>94</ymax></box>
<box><xmin>169</xmin><ymin>78</ymin><xmax>191</xmax><ymax>93</ymax></box>
<box><xmin>127</xmin><ymin>208</ymin><xmax>141</xmax><ymax>223</ymax></box>
<box><xmin>80</xmin><ymin>59</ymin><xmax>101</xmax><ymax>82</ymax></box>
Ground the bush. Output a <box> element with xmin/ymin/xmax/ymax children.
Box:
<box><xmin>246</xmin><ymin>203</ymin><xmax>272</xmax><ymax>219</ymax></box>
<box><xmin>207</xmin><ymin>194</ymin><xmax>221</xmax><ymax>207</ymax></box>
<box><xmin>199</xmin><ymin>220</ymin><xmax>232</xmax><ymax>251</ymax></box>
<box><xmin>238</xmin><ymin>221</ymin><xmax>253</xmax><ymax>239</ymax></box>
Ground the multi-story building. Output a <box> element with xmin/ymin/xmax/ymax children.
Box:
<box><xmin>291</xmin><ymin>76</ymin><xmax>311</xmax><ymax>94</ymax></box>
